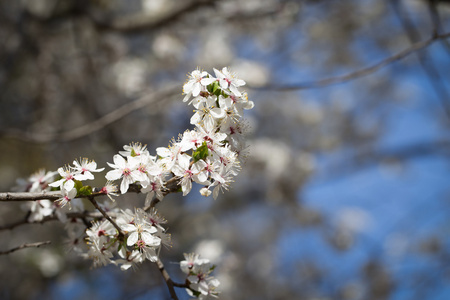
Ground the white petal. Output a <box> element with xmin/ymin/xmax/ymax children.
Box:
<box><xmin>113</xmin><ymin>154</ymin><xmax>127</xmax><ymax>168</ymax></box>
<box><xmin>230</xmin><ymin>85</ymin><xmax>242</xmax><ymax>97</ymax></box>
<box><xmin>121</xmin><ymin>224</ymin><xmax>136</xmax><ymax>232</ymax></box>
<box><xmin>190</xmin><ymin>111</ymin><xmax>202</xmax><ymax>125</ymax></box>
<box><xmin>120</xmin><ymin>178</ymin><xmax>130</xmax><ymax>194</ymax></box>
<box><xmin>210</xmin><ymin>108</ymin><xmax>225</xmax><ymax>119</ymax></box>
<box><xmin>200</xmin><ymin>77</ymin><xmax>216</xmax><ymax>86</ymax></box>
<box><xmin>49</xmin><ymin>179</ymin><xmax>63</xmax><ymax>187</ymax></box>
<box><xmin>192</xmin><ymin>83</ymin><xmax>201</xmax><ymax>97</ymax></box>
<box><xmin>142</xmin><ymin>232</ymin><xmax>160</xmax><ymax>247</ymax></box>
<box><xmin>127</xmin><ymin>232</ymin><xmax>138</xmax><ymax>246</ymax></box>
<box><xmin>63</xmin><ymin>180</ymin><xmax>75</xmax><ymax>192</ymax></box>
<box><xmin>105</xmin><ymin>169</ymin><xmax>123</xmax><ymax>181</ymax></box>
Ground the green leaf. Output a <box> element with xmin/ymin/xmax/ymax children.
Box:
<box><xmin>74</xmin><ymin>180</ymin><xmax>83</xmax><ymax>191</ymax></box>
<box><xmin>207</xmin><ymin>80</ymin><xmax>221</xmax><ymax>96</ymax></box>
<box><xmin>192</xmin><ymin>141</ymin><xmax>209</xmax><ymax>162</ymax></box>
<box><xmin>189</xmin><ymin>289</ymin><xmax>201</xmax><ymax>297</ymax></box>
<box><xmin>78</xmin><ymin>185</ymin><xmax>93</xmax><ymax>196</ymax></box>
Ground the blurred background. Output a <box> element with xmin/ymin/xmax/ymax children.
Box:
<box><xmin>1</xmin><ymin>0</ymin><xmax>450</xmax><ymax>299</ymax></box>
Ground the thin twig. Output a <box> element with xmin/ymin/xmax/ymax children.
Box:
<box><xmin>253</xmin><ymin>31</ymin><xmax>450</xmax><ymax>91</ymax></box>
<box><xmin>0</xmin><ymin>211</ymin><xmax>112</xmax><ymax>231</ymax></box>
<box><xmin>391</xmin><ymin>0</ymin><xmax>450</xmax><ymax>118</ymax></box>
<box><xmin>0</xmin><ymin>241</ymin><xmax>51</xmax><ymax>255</ymax></box>
<box><xmin>155</xmin><ymin>258</ymin><xmax>188</xmax><ymax>300</ymax></box>
<box><xmin>427</xmin><ymin>0</ymin><xmax>450</xmax><ymax>53</ymax></box>
<box><xmin>88</xmin><ymin>196</ymin><xmax>124</xmax><ymax>238</ymax></box>
<box><xmin>1</xmin><ymin>84</ymin><xmax>179</xmax><ymax>143</ymax></box>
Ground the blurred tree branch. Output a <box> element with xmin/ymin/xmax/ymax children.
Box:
<box><xmin>253</xmin><ymin>31</ymin><xmax>450</xmax><ymax>91</ymax></box>
<box><xmin>91</xmin><ymin>0</ymin><xmax>217</xmax><ymax>33</ymax></box>
<box><xmin>0</xmin><ymin>241</ymin><xmax>51</xmax><ymax>255</ymax></box>
<box><xmin>0</xmin><ymin>84</ymin><xmax>179</xmax><ymax>143</ymax></box>
<box><xmin>391</xmin><ymin>0</ymin><xmax>450</xmax><ymax>118</ymax></box>
<box><xmin>0</xmin><ymin>211</ymin><xmax>107</xmax><ymax>231</ymax></box>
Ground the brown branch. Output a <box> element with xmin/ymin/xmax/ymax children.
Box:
<box><xmin>1</xmin><ymin>84</ymin><xmax>179</xmax><ymax>143</ymax></box>
<box><xmin>88</xmin><ymin>196</ymin><xmax>124</xmax><ymax>239</ymax></box>
<box><xmin>0</xmin><ymin>241</ymin><xmax>51</xmax><ymax>255</ymax></box>
<box><xmin>0</xmin><ymin>191</ymin><xmax>63</xmax><ymax>202</ymax></box>
<box><xmin>253</xmin><ymin>31</ymin><xmax>450</xmax><ymax>91</ymax></box>
<box><xmin>155</xmin><ymin>258</ymin><xmax>189</xmax><ymax>300</ymax></box>
<box><xmin>0</xmin><ymin>180</ymin><xmax>180</xmax><ymax>230</ymax></box>
<box><xmin>0</xmin><ymin>184</ymin><xmax>142</xmax><ymax>202</ymax></box>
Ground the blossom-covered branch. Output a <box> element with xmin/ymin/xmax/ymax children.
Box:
<box><xmin>4</xmin><ymin>67</ymin><xmax>253</xmax><ymax>299</ymax></box>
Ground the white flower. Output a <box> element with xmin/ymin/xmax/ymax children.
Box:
<box><xmin>172</xmin><ymin>155</ymin><xmax>209</xmax><ymax>196</ymax></box>
<box><xmin>156</xmin><ymin>143</ymin><xmax>182</xmax><ymax>172</ymax></box>
<box><xmin>146</xmin><ymin>208</ymin><xmax>167</xmax><ymax>231</ymax></box>
<box><xmin>99</xmin><ymin>181</ymin><xmax>119</xmax><ymax>201</ymax></box>
<box><xmin>49</xmin><ymin>166</ymin><xmax>77</xmax><ymax>192</ymax></box>
<box><xmin>121</xmin><ymin>214</ymin><xmax>160</xmax><ymax>247</ymax></box>
<box><xmin>119</xmin><ymin>142</ymin><xmax>151</xmax><ymax>158</ymax></box>
<box><xmin>190</xmin><ymin>96</ymin><xmax>219</xmax><ymax>132</ymax></box>
<box><xmin>210</xmin><ymin>165</ymin><xmax>234</xmax><ymax>200</ymax></box>
<box><xmin>55</xmin><ymin>187</ymin><xmax>78</xmax><ymax>208</ymax></box>
<box><xmin>116</xmin><ymin>248</ymin><xmax>144</xmax><ymax>271</ymax></box>
<box><xmin>72</xmin><ymin>158</ymin><xmax>104</xmax><ymax>181</ymax></box>
<box><xmin>27</xmin><ymin>169</ymin><xmax>57</xmax><ymax>192</ymax></box>
<box><xmin>214</xmin><ymin>67</ymin><xmax>245</xmax><ymax>96</ymax></box>
<box><xmin>27</xmin><ymin>200</ymin><xmax>54</xmax><ymax>222</ymax></box>
<box><xmin>180</xmin><ymin>253</ymin><xmax>210</xmax><ymax>275</ymax></box>
<box><xmin>86</xmin><ymin>220</ymin><xmax>116</xmax><ymax>239</ymax></box>
<box><xmin>180</xmin><ymin>130</ymin><xmax>202</xmax><ymax>152</ymax></box>
<box><xmin>142</xmin><ymin>175</ymin><xmax>165</xmax><ymax>205</ymax></box>
<box><xmin>190</xmin><ymin>278</ymin><xmax>220</xmax><ymax>299</ymax></box>
<box><xmin>85</xmin><ymin>236</ymin><xmax>113</xmax><ymax>268</ymax></box>
<box><xmin>105</xmin><ymin>154</ymin><xmax>141</xmax><ymax>193</ymax></box>
<box><xmin>183</xmin><ymin>69</ymin><xmax>214</xmax><ymax>99</ymax></box>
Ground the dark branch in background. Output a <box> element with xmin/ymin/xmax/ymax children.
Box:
<box><xmin>252</xmin><ymin>31</ymin><xmax>450</xmax><ymax>91</ymax></box>
<box><xmin>0</xmin><ymin>241</ymin><xmax>51</xmax><ymax>255</ymax></box>
<box><xmin>320</xmin><ymin>139</ymin><xmax>450</xmax><ymax>180</ymax></box>
<box><xmin>428</xmin><ymin>0</ymin><xmax>450</xmax><ymax>53</ymax></box>
<box><xmin>391</xmin><ymin>0</ymin><xmax>450</xmax><ymax>118</ymax></box>
<box><xmin>0</xmin><ymin>84</ymin><xmax>179</xmax><ymax>143</ymax></box>
<box><xmin>0</xmin><ymin>211</ymin><xmax>108</xmax><ymax>231</ymax></box>
<box><xmin>92</xmin><ymin>0</ymin><xmax>217</xmax><ymax>33</ymax></box>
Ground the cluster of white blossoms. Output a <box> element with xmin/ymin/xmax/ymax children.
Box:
<box><xmin>16</xmin><ymin>68</ymin><xmax>252</xmax><ymax>299</ymax></box>
<box><xmin>49</xmin><ymin>158</ymin><xmax>105</xmax><ymax>207</ymax></box>
<box><xmin>14</xmin><ymin>169</ymin><xmax>61</xmax><ymax>222</ymax></box>
<box><xmin>180</xmin><ymin>253</ymin><xmax>220</xmax><ymax>299</ymax></box>
<box><xmin>105</xmin><ymin>67</ymin><xmax>253</xmax><ymax>202</ymax></box>
<box><xmin>84</xmin><ymin>208</ymin><xmax>171</xmax><ymax>270</ymax></box>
